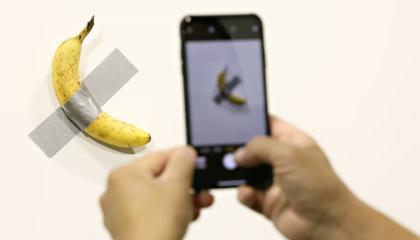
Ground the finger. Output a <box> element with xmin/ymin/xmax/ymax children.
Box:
<box><xmin>269</xmin><ymin>115</ymin><xmax>283</xmax><ymax>129</ymax></box>
<box><xmin>270</xmin><ymin>115</ymin><xmax>291</xmax><ymax>131</ymax></box>
<box><xmin>261</xmin><ymin>185</ymin><xmax>284</xmax><ymax>219</ymax></box>
<box><xmin>235</xmin><ymin>136</ymin><xmax>296</xmax><ymax>168</ymax></box>
<box><xmin>161</xmin><ymin>147</ymin><xmax>197</xmax><ymax>185</ymax></box>
<box><xmin>192</xmin><ymin>192</ymin><xmax>214</xmax><ymax>222</ymax></box>
<box><xmin>269</xmin><ymin>115</ymin><xmax>291</xmax><ymax>138</ymax></box>
<box><xmin>237</xmin><ymin>185</ymin><xmax>262</xmax><ymax>213</ymax></box>
<box><xmin>194</xmin><ymin>191</ymin><xmax>214</xmax><ymax>208</ymax></box>
<box><xmin>130</xmin><ymin>150</ymin><xmax>174</xmax><ymax>177</ymax></box>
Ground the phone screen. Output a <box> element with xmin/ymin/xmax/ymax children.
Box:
<box><xmin>186</xmin><ymin>40</ymin><xmax>267</xmax><ymax>145</ymax></box>
<box><xmin>181</xmin><ymin>15</ymin><xmax>272</xmax><ymax>189</ymax></box>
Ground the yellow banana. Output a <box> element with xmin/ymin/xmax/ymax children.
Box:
<box><xmin>217</xmin><ymin>69</ymin><xmax>246</xmax><ymax>105</ymax></box>
<box><xmin>52</xmin><ymin>16</ymin><xmax>151</xmax><ymax>148</ymax></box>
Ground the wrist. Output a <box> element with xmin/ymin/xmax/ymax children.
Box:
<box><xmin>324</xmin><ymin>194</ymin><xmax>366</xmax><ymax>240</ymax></box>
<box><xmin>312</xmin><ymin>186</ymin><xmax>361</xmax><ymax>240</ymax></box>
<box><xmin>112</xmin><ymin>220</ymin><xmax>182</xmax><ymax>240</ymax></box>
<box><xmin>111</xmin><ymin>223</ymin><xmax>163</xmax><ymax>240</ymax></box>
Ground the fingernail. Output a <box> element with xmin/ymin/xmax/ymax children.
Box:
<box><xmin>234</xmin><ymin>148</ymin><xmax>245</xmax><ymax>163</ymax></box>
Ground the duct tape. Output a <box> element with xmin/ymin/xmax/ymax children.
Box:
<box><xmin>214</xmin><ymin>76</ymin><xmax>241</xmax><ymax>104</ymax></box>
<box><xmin>62</xmin><ymin>85</ymin><xmax>102</xmax><ymax>131</ymax></box>
<box><xmin>29</xmin><ymin>48</ymin><xmax>138</xmax><ymax>157</ymax></box>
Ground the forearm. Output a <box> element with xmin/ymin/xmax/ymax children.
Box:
<box><xmin>315</xmin><ymin>196</ymin><xmax>419</xmax><ymax>240</ymax></box>
<box><xmin>340</xmin><ymin>199</ymin><xmax>418</xmax><ymax>240</ymax></box>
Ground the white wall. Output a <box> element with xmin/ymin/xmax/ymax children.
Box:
<box><xmin>0</xmin><ymin>0</ymin><xmax>419</xmax><ymax>239</ymax></box>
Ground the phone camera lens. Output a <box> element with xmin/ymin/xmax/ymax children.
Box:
<box><xmin>187</xmin><ymin>26</ymin><xmax>193</xmax><ymax>34</ymax></box>
<box><xmin>208</xmin><ymin>25</ymin><xmax>215</xmax><ymax>34</ymax></box>
<box><xmin>251</xmin><ymin>25</ymin><xmax>259</xmax><ymax>33</ymax></box>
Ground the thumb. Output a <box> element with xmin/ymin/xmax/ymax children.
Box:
<box><xmin>235</xmin><ymin>136</ymin><xmax>295</xmax><ymax>168</ymax></box>
<box><xmin>162</xmin><ymin>147</ymin><xmax>196</xmax><ymax>185</ymax></box>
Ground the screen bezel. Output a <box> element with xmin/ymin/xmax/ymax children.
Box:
<box><xmin>180</xmin><ymin>14</ymin><xmax>272</xmax><ymax>189</ymax></box>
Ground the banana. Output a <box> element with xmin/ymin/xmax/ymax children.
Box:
<box><xmin>217</xmin><ymin>69</ymin><xmax>247</xmax><ymax>105</ymax></box>
<box><xmin>52</xmin><ymin>16</ymin><xmax>151</xmax><ymax>148</ymax></box>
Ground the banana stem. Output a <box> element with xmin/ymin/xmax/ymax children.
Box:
<box><xmin>78</xmin><ymin>15</ymin><xmax>95</xmax><ymax>42</ymax></box>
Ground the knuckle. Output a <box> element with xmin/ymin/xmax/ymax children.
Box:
<box><xmin>285</xmin><ymin>146</ymin><xmax>301</xmax><ymax>163</ymax></box>
<box><xmin>286</xmin><ymin>145</ymin><xmax>300</xmax><ymax>158</ymax></box>
<box><xmin>271</xmin><ymin>144</ymin><xmax>298</xmax><ymax>162</ymax></box>
<box><xmin>307</xmin><ymin>135</ymin><xmax>316</xmax><ymax>144</ymax></box>
<box><xmin>107</xmin><ymin>167</ymin><xmax>126</xmax><ymax>186</ymax></box>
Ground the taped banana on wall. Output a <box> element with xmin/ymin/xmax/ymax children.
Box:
<box><xmin>52</xmin><ymin>16</ymin><xmax>151</xmax><ymax>148</ymax></box>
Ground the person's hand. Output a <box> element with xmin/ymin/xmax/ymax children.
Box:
<box><xmin>235</xmin><ymin>116</ymin><xmax>419</xmax><ymax>240</ymax></box>
<box><xmin>100</xmin><ymin>147</ymin><xmax>214</xmax><ymax>240</ymax></box>
<box><xmin>235</xmin><ymin>116</ymin><xmax>351</xmax><ymax>239</ymax></box>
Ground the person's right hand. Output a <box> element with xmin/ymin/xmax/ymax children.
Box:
<box><xmin>235</xmin><ymin>116</ymin><xmax>352</xmax><ymax>239</ymax></box>
<box><xmin>235</xmin><ymin>116</ymin><xmax>420</xmax><ymax>240</ymax></box>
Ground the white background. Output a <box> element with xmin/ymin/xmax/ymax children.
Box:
<box><xmin>1</xmin><ymin>0</ymin><xmax>419</xmax><ymax>239</ymax></box>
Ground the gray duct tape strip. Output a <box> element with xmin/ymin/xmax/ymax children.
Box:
<box><xmin>29</xmin><ymin>49</ymin><xmax>138</xmax><ymax>157</ymax></box>
<box><xmin>62</xmin><ymin>85</ymin><xmax>102</xmax><ymax>131</ymax></box>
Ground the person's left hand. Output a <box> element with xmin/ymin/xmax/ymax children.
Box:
<box><xmin>100</xmin><ymin>147</ymin><xmax>214</xmax><ymax>240</ymax></box>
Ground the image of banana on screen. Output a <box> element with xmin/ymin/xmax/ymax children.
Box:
<box><xmin>52</xmin><ymin>16</ymin><xmax>151</xmax><ymax>149</ymax></box>
<box><xmin>214</xmin><ymin>67</ymin><xmax>247</xmax><ymax>106</ymax></box>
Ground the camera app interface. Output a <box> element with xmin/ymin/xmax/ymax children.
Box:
<box><xmin>186</xmin><ymin>39</ymin><xmax>267</xmax><ymax>146</ymax></box>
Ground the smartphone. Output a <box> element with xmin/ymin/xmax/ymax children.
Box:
<box><xmin>180</xmin><ymin>14</ymin><xmax>272</xmax><ymax>190</ymax></box>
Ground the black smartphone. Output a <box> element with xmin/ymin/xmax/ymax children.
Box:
<box><xmin>180</xmin><ymin>14</ymin><xmax>272</xmax><ymax>190</ymax></box>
